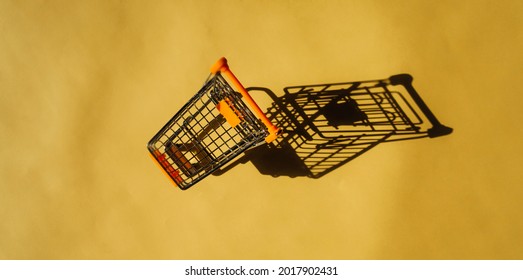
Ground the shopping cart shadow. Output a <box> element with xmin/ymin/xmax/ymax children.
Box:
<box><xmin>212</xmin><ymin>74</ymin><xmax>453</xmax><ymax>178</ymax></box>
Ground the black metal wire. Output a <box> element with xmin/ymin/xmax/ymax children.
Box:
<box><xmin>147</xmin><ymin>73</ymin><xmax>269</xmax><ymax>189</ymax></box>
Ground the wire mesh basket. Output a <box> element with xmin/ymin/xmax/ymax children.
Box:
<box><xmin>147</xmin><ymin>57</ymin><xmax>280</xmax><ymax>190</ymax></box>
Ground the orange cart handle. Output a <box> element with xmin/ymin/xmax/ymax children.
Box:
<box><xmin>211</xmin><ymin>57</ymin><xmax>281</xmax><ymax>143</ymax></box>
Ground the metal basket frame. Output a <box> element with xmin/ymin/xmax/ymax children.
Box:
<box><xmin>148</xmin><ymin>58</ymin><xmax>280</xmax><ymax>190</ymax></box>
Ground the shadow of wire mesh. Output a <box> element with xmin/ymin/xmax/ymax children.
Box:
<box><xmin>213</xmin><ymin>74</ymin><xmax>452</xmax><ymax>178</ymax></box>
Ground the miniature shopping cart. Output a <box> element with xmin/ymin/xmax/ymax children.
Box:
<box><xmin>147</xmin><ymin>57</ymin><xmax>280</xmax><ymax>190</ymax></box>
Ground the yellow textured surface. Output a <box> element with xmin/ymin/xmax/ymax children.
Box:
<box><xmin>1</xmin><ymin>0</ymin><xmax>522</xmax><ymax>259</ymax></box>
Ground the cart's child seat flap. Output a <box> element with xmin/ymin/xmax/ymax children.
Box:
<box><xmin>216</xmin><ymin>99</ymin><xmax>241</xmax><ymax>127</ymax></box>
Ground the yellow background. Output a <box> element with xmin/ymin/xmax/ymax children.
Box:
<box><xmin>1</xmin><ymin>0</ymin><xmax>522</xmax><ymax>259</ymax></box>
